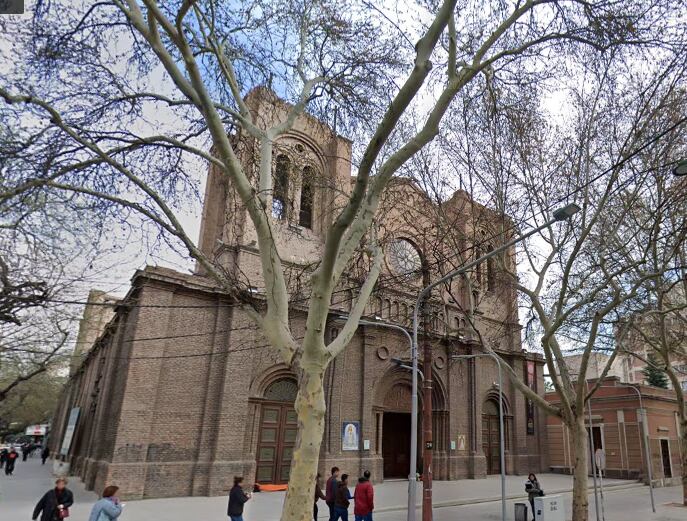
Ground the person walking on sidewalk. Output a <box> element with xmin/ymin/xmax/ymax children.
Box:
<box><xmin>5</xmin><ymin>448</ymin><xmax>18</xmax><ymax>476</ymax></box>
<box><xmin>0</xmin><ymin>446</ymin><xmax>7</xmax><ymax>469</ymax></box>
<box><xmin>325</xmin><ymin>466</ymin><xmax>340</xmax><ymax>521</ymax></box>
<box><xmin>354</xmin><ymin>470</ymin><xmax>374</xmax><ymax>521</ymax></box>
<box><xmin>88</xmin><ymin>485</ymin><xmax>123</xmax><ymax>521</ymax></box>
<box><xmin>314</xmin><ymin>472</ymin><xmax>326</xmax><ymax>521</ymax></box>
<box><xmin>334</xmin><ymin>474</ymin><xmax>353</xmax><ymax>521</ymax></box>
<box><xmin>227</xmin><ymin>476</ymin><xmax>251</xmax><ymax>521</ymax></box>
<box><xmin>41</xmin><ymin>446</ymin><xmax>50</xmax><ymax>465</ymax></box>
<box><xmin>32</xmin><ymin>477</ymin><xmax>74</xmax><ymax>521</ymax></box>
<box><xmin>525</xmin><ymin>473</ymin><xmax>543</xmax><ymax>521</ymax></box>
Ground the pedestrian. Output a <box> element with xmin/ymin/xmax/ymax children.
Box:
<box><xmin>88</xmin><ymin>485</ymin><xmax>123</xmax><ymax>521</ymax></box>
<box><xmin>333</xmin><ymin>473</ymin><xmax>353</xmax><ymax>521</ymax></box>
<box><xmin>314</xmin><ymin>472</ymin><xmax>326</xmax><ymax>521</ymax></box>
<box><xmin>22</xmin><ymin>443</ymin><xmax>29</xmax><ymax>462</ymax></box>
<box><xmin>354</xmin><ymin>470</ymin><xmax>374</xmax><ymax>521</ymax></box>
<box><xmin>0</xmin><ymin>447</ymin><xmax>7</xmax><ymax>468</ymax></box>
<box><xmin>325</xmin><ymin>466</ymin><xmax>340</xmax><ymax>521</ymax></box>
<box><xmin>32</xmin><ymin>477</ymin><xmax>74</xmax><ymax>521</ymax></box>
<box><xmin>5</xmin><ymin>448</ymin><xmax>18</xmax><ymax>476</ymax></box>
<box><xmin>227</xmin><ymin>476</ymin><xmax>251</xmax><ymax>521</ymax></box>
<box><xmin>41</xmin><ymin>446</ymin><xmax>50</xmax><ymax>465</ymax></box>
<box><xmin>525</xmin><ymin>473</ymin><xmax>543</xmax><ymax>521</ymax></box>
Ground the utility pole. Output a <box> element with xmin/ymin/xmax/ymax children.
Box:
<box><xmin>422</xmin><ymin>337</ymin><xmax>433</xmax><ymax>521</ymax></box>
<box><xmin>421</xmin><ymin>266</ymin><xmax>433</xmax><ymax>521</ymax></box>
<box><xmin>410</xmin><ymin>204</ymin><xmax>580</xmax><ymax>521</ymax></box>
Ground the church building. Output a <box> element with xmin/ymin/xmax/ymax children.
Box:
<box><xmin>51</xmin><ymin>90</ymin><xmax>548</xmax><ymax>499</ymax></box>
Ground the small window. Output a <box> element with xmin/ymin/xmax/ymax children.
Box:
<box><xmin>299</xmin><ymin>166</ymin><xmax>314</xmax><ymax>229</ymax></box>
<box><xmin>273</xmin><ymin>155</ymin><xmax>290</xmax><ymax>220</ymax></box>
<box><xmin>487</xmin><ymin>256</ymin><xmax>496</xmax><ymax>292</ymax></box>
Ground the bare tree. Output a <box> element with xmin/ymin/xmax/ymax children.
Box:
<box><xmin>613</xmin><ymin>154</ymin><xmax>687</xmax><ymax>504</ymax></box>
<box><xmin>434</xmin><ymin>49</ymin><xmax>687</xmax><ymax>519</ymax></box>
<box><xmin>1</xmin><ymin>1</ymin><xmax>684</xmax><ymax>519</ymax></box>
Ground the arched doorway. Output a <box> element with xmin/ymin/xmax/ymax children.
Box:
<box><xmin>381</xmin><ymin>383</ymin><xmax>413</xmax><ymax>478</ymax></box>
<box><xmin>255</xmin><ymin>378</ymin><xmax>298</xmax><ymax>484</ymax></box>
<box><xmin>377</xmin><ymin>373</ymin><xmax>450</xmax><ymax>479</ymax></box>
<box><xmin>481</xmin><ymin>397</ymin><xmax>511</xmax><ymax>475</ymax></box>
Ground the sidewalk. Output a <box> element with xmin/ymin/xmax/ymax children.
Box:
<box><xmin>0</xmin><ymin>457</ymin><xmax>673</xmax><ymax>521</ymax></box>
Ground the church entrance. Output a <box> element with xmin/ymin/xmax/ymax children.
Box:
<box><xmin>482</xmin><ymin>399</ymin><xmax>502</xmax><ymax>475</ymax></box>
<box><xmin>383</xmin><ymin>412</ymin><xmax>411</xmax><ymax>478</ymax></box>
<box><xmin>255</xmin><ymin>379</ymin><xmax>298</xmax><ymax>484</ymax></box>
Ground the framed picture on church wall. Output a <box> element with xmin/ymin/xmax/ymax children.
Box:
<box><xmin>342</xmin><ymin>421</ymin><xmax>360</xmax><ymax>451</ymax></box>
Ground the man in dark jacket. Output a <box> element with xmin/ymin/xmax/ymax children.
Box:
<box><xmin>5</xmin><ymin>448</ymin><xmax>18</xmax><ymax>475</ymax></box>
<box><xmin>334</xmin><ymin>474</ymin><xmax>353</xmax><ymax>521</ymax></box>
<box><xmin>41</xmin><ymin>446</ymin><xmax>50</xmax><ymax>465</ymax></box>
<box><xmin>32</xmin><ymin>477</ymin><xmax>74</xmax><ymax>521</ymax></box>
<box><xmin>325</xmin><ymin>466</ymin><xmax>340</xmax><ymax>521</ymax></box>
<box><xmin>227</xmin><ymin>476</ymin><xmax>251</xmax><ymax>521</ymax></box>
<box><xmin>354</xmin><ymin>470</ymin><xmax>374</xmax><ymax>521</ymax></box>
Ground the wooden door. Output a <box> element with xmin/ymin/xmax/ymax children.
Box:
<box><xmin>382</xmin><ymin>412</ymin><xmax>411</xmax><ymax>478</ymax></box>
<box><xmin>482</xmin><ymin>414</ymin><xmax>501</xmax><ymax>474</ymax></box>
<box><xmin>587</xmin><ymin>426</ymin><xmax>603</xmax><ymax>474</ymax></box>
<box><xmin>482</xmin><ymin>400</ymin><xmax>501</xmax><ymax>475</ymax></box>
<box><xmin>255</xmin><ymin>403</ymin><xmax>298</xmax><ymax>484</ymax></box>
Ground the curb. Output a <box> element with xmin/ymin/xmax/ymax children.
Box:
<box><xmin>374</xmin><ymin>482</ymin><xmax>645</xmax><ymax>513</ymax></box>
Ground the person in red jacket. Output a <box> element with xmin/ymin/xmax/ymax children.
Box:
<box><xmin>353</xmin><ymin>470</ymin><xmax>374</xmax><ymax>521</ymax></box>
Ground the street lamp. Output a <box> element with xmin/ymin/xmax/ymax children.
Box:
<box><xmin>411</xmin><ymin>203</ymin><xmax>579</xmax><ymax>521</ymax></box>
<box><xmin>673</xmin><ymin>159</ymin><xmax>687</xmax><ymax>176</ymax></box>
<box><xmin>334</xmin><ymin>315</ymin><xmax>420</xmax><ymax>520</ymax></box>
<box><xmin>451</xmin><ymin>353</ymin><xmax>506</xmax><ymax>521</ymax></box>
<box><xmin>593</xmin><ymin>384</ymin><xmax>655</xmax><ymax>512</ymax></box>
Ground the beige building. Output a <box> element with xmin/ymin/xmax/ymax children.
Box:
<box><xmin>52</xmin><ymin>90</ymin><xmax>548</xmax><ymax>499</ymax></box>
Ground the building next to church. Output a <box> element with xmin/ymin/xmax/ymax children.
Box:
<box><xmin>546</xmin><ymin>377</ymin><xmax>683</xmax><ymax>487</ymax></box>
<box><xmin>50</xmin><ymin>89</ymin><xmax>548</xmax><ymax>499</ymax></box>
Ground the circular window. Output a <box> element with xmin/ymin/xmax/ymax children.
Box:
<box><xmin>376</xmin><ymin>346</ymin><xmax>390</xmax><ymax>360</ymax></box>
<box><xmin>386</xmin><ymin>238</ymin><xmax>422</xmax><ymax>276</ymax></box>
<box><xmin>434</xmin><ymin>355</ymin><xmax>446</xmax><ymax>369</ymax></box>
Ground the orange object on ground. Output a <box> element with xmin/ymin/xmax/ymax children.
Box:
<box><xmin>255</xmin><ymin>483</ymin><xmax>289</xmax><ymax>492</ymax></box>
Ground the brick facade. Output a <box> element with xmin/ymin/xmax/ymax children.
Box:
<box><xmin>51</xmin><ymin>90</ymin><xmax>549</xmax><ymax>499</ymax></box>
<box><xmin>546</xmin><ymin>377</ymin><xmax>683</xmax><ymax>487</ymax></box>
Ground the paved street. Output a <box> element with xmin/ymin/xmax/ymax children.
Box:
<box><xmin>1</xmin><ymin>457</ymin><xmax>685</xmax><ymax>521</ymax></box>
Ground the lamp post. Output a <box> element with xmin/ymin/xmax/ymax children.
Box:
<box><xmin>673</xmin><ymin>159</ymin><xmax>687</xmax><ymax>176</ymax></box>
<box><xmin>451</xmin><ymin>353</ymin><xmax>506</xmax><ymax>521</ymax></box>
<box><xmin>594</xmin><ymin>384</ymin><xmax>655</xmax><ymax>512</ymax></box>
<box><xmin>351</xmin><ymin>318</ymin><xmax>419</xmax><ymax>521</ymax></box>
<box><xmin>411</xmin><ymin>203</ymin><xmax>580</xmax><ymax>521</ymax></box>
<box><xmin>628</xmin><ymin>386</ymin><xmax>657</xmax><ymax>513</ymax></box>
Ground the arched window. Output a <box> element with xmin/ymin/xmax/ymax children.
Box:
<box><xmin>264</xmin><ymin>378</ymin><xmax>298</xmax><ymax>402</ymax></box>
<box><xmin>487</xmin><ymin>255</ymin><xmax>496</xmax><ymax>292</ymax></box>
<box><xmin>401</xmin><ymin>303</ymin><xmax>408</xmax><ymax>323</ymax></box>
<box><xmin>273</xmin><ymin>155</ymin><xmax>290</xmax><ymax>220</ymax></box>
<box><xmin>383</xmin><ymin>299</ymin><xmax>391</xmax><ymax>318</ymax></box>
<box><xmin>392</xmin><ymin>302</ymin><xmax>399</xmax><ymax>320</ymax></box>
<box><xmin>299</xmin><ymin>166</ymin><xmax>314</xmax><ymax>229</ymax></box>
<box><xmin>475</xmin><ymin>245</ymin><xmax>483</xmax><ymax>286</ymax></box>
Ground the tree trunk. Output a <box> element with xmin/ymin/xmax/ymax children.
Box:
<box><xmin>570</xmin><ymin>415</ymin><xmax>590</xmax><ymax>521</ymax></box>
<box><xmin>280</xmin><ymin>363</ymin><xmax>327</xmax><ymax>521</ymax></box>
